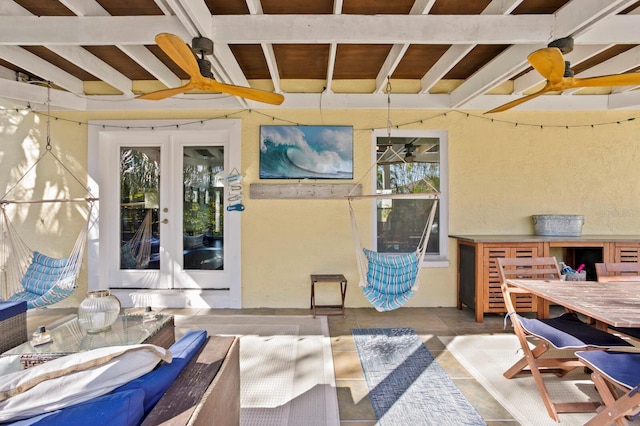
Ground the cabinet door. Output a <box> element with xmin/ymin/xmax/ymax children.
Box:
<box><xmin>483</xmin><ymin>244</ymin><xmax>543</xmax><ymax>313</ymax></box>
<box><xmin>612</xmin><ymin>243</ymin><xmax>640</xmax><ymax>263</ymax></box>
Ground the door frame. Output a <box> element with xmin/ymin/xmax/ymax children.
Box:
<box><xmin>87</xmin><ymin>119</ymin><xmax>242</xmax><ymax>308</ymax></box>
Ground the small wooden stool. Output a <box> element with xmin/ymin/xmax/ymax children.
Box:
<box><xmin>310</xmin><ymin>274</ymin><xmax>347</xmax><ymax>318</ymax></box>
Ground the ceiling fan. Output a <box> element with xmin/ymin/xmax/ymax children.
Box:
<box><xmin>137</xmin><ymin>33</ymin><xmax>284</xmax><ymax>105</ymax></box>
<box><xmin>485</xmin><ymin>37</ymin><xmax>640</xmax><ymax>114</ymax></box>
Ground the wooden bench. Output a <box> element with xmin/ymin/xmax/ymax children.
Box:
<box><xmin>143</xmin><ymin>335</ymin><xmax>240</xmax><ymax>426</ymax></box>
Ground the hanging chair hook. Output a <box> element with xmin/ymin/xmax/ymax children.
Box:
<box><xmin>45</xmin><ymin>81</ymin><xmax>52</xmax><ymax>151</ymax></box>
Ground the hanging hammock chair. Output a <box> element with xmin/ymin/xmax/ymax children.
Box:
<box><xmin>348</xmin><ymin>195</ymin><xmax>438</xmax><ymax>311</ymax></box>
<box><xmin>1</xmin><ymin>200</ymin><xmax>94</xmax><ymax>308</ymax></box>
<box><xmin>120</xmin><ymin>208</ymin><xmax>153</xmax><ymax>269</ymax></box>
<box><xmin>346</xmin><ymin>122</ymin><xmax>441</xmax><ymax>311</ymax></box>
<box><xmin>0</xmin><ymin>117</ymin><xmax>97</xmax><ymax>309</ymax></box>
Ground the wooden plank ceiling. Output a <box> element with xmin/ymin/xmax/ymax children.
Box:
<box><xmin>1</xmin><ymin>0</ymin><xmax>640</xmax><ymax>111</ymax></box>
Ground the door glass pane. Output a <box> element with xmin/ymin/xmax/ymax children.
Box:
<box><xmin>376</xmin><ymin>137</ymin><xmax>440</xmax><ymax>254</ymax></box>
<box><xmin>120</xmin><ymin>147</ymin><xmax>160</xmax><ymax>270</ymax></box>
<box><xmin>183</xmin><ymin>146</ymin><xmax>225</xmax><ymax>270</ymax></box>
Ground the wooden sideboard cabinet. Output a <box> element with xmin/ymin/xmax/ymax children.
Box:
<box><xmin>452</xmin><ymin>235</ymin><xmax>640</xmax><ymax>322</ymax></box>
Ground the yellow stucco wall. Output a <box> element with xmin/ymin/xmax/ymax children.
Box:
<box><xmin>2</xmin><ymin>101</ymin><xmax>640</xmax><ymax>309</ymax></box>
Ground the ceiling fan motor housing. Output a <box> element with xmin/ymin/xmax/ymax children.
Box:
<box><xmin>192</xmin><ymin>36</ymin><xmax>214</xmax><ymax>56</ymax></box>
<box><xmin>192</xmin><ymin>36</ymin><xmax>215</xmax><ymax>79</ymax></box>
<box><xmin>548</xmin><ymin>36</ymin><xmax>574</xmax><ymax>54</ymax></box>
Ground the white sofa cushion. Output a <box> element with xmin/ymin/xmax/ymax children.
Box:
<box><xmin>0</xmin><ymin>344</ymin><xmax>171</xmax><ymax>422</ymax></box>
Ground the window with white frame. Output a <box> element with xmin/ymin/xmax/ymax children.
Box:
<box><xmin>373</xmin><ymin>129</ymin><xmax>448</xmax><ymax>265</ymax></box>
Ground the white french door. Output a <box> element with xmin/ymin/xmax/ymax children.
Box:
<box><xmin>88</xmin><ymin>120</ymin><xmax>241</xmax><ymax>308</ymax></box>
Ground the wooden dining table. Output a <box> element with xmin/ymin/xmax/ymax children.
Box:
<box><xmin>505</xmin><ymin>279</ymin><xmax>640</xmax><ymax>329</ymax></box>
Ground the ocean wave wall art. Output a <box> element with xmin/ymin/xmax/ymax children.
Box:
<box><xmin>260</xmin><ymin>125</ymin><xmax>353</xmax><ymax>179</ymax></box>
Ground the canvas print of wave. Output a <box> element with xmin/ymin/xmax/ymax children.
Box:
<box><xmin>260</xmin><ymin>125</ymin><xmax>353</xmax><ymax>179</ymax></box>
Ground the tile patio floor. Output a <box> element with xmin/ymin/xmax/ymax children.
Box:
<box><xmin>26</xmin><ymin>306</ymin><xmax>527</xmax><ymax>425</ymax></box>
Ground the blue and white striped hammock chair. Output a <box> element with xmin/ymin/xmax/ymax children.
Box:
<box><xmin>1</xmin><ymin>200</ymin><xmax>94</xmax><ymax>309</ymax></box>
<box><xmin>348</xmin><ymin>196</ymin><xmax>438</xmax><ymax>312</ymax></box>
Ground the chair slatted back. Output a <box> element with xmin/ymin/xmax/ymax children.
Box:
<box><xmin>497</xmin><ymin>257</ymin><xmax>561</xmax><ymax>313</ymax></box>
<box><xmin>595</xmin><ymin>262</ymin><xmax>640</xmax><ymax>282</ymax></box>
<box><xmin>498</xmin><ymin>257</ymin><xmax>561</xmax><ymax>284</ymax></box>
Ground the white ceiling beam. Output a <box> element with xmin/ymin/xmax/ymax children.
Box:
<box><xmin>245</xmin><ymin>0</ymin><xmax>282</xmax><ymax>94</ymax></box>
<box><xmin>0</xmin><ymin>15</ymin><xmax>556</xmax><ymax>45</ymax></box>
<box><xmin>608</xmin><ymin>90</ymin><xmax>640</xmax><ymax>109</ymax></box>
<box><xmin>450</xmin><ymin>44</ymin><xmax>542</xmax><ymax>109</ymax></box>
<box><xmin>419</xmin><ymin>0</ymin><xmax>524</xmax><ymax>94</ymax></box>
<box><xmin>213</xmin><ymin>15</ymin><xmax>552</xmax><ymax>44</ymax></box>
<box><xmin>0</xmin><ymin>16</ymin><xmax>189</xmax><ymax>45</ymax></box>
<box><xmin>325</xmin><ymin>0</ymin><xmax>344</xmax><ymax>93</ymax></box>
<box><xmin>58</xmin><ymin>0</ymin><xmax>107</xmax><ymax>16</ymax></box>
<box><xmin>118</xmin><ymin>45</ymin><xmax>182</xmax><ymax>89</ymax></box>
<box><xmin>552</xmin><ymin>0</ymin><xmax>639</xmax><ymax>39</ymax></box>
<box><xmin>0</xmin><ymin>79</ymin><xmax>86</xmax><ymax>110</ymax></box>
<box><xmin>45</xmin><ymin>45</ymin><xmax>133</xmax><ymax>95</ymax></box>
<box><xmin>5</xmin><ymin>14</ymin><xmax>640</xmax><ymax>45</ymax></box>
<box><xmin>373</xmin><ymin>0</ymin><xmax>436</xmax><ymax>93</ymax></box>
<box><xmin>70</xmin><ymin>91</ymin><xmax>619</xmax><ymax>112</ymax></box>
<box><xmin>0</xmin><ymin>64</ymin><xmax>14</xmax><ymax>80</ymax></box>
<box><xmin>60</xmin><ymin>0</ymin><xmax>181</xmax><ymax>90</ymax></box>
<box><xmin>0</xmin><ymin>46</ymin><xmax>84</xmax><ymax>93</ymax></box>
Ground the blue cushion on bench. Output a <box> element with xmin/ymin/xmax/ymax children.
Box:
<box><xmin>10</xmin><ymin>389</ymin><xmax>145</xmax><ymax>426</ymax></box>
<box><xmin>0</xmin><ymin>301</ymin><xmax>27</xmax><ymax>321</ymax></box>
<box><xmin>115</xmin><ymin>329</ymin><xmax>208</xmax><ymax>415</ymax></box>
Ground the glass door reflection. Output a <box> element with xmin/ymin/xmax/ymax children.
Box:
<box><xmin>120</xmin><ymin>147</ymin><xmax>160</xmax><ymax>270</ymax></box>
<box><xmin>182</xmin><ymin>146</ymin><xmax>225</xmax><ymax>270</ymax></box>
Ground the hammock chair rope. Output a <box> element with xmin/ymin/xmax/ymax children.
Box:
<box><xmin>346</xmin><ymin>77</ymin><xmax>441</xmax><ymax>311</ymax></box>
<box><xmin>0</xmin><ymin>82</ymin><xmax>97</xmax><ymax>306</ymax></box>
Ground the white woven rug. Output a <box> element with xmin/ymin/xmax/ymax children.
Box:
<box><xmin>444</xmin><ymin>334</ymin><xmax>625</xmax><ymax>426</ymax></box>
<box><xmin>174</xmin><ymin>315</ymin><xmax>339</xmax><ymax>426</ymax></box>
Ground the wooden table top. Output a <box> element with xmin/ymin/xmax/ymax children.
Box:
<box><xmin>505</xmin><ymin>279</ymin><xmax>640</xmax><ymax>328</ymax></box>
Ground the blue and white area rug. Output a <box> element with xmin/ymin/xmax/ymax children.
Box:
<box><xmin>352</xmin><ymin>328</ymin><xmax>486</xmax><ymax>425</ymax></box>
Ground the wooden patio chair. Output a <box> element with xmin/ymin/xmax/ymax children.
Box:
<box><xmin>595</xmin><ymin>263</ymin><xmax>640</xmax><ymax>282</ymax></box>
<box><xmin>497</xmin><ymin>256</ymin><xmax>562</xmax><ymax>319</ymax></box>
<box><xmin>498</xmin><ymin>257</ymin><xmax>634</xmax><ymax>422</ymax></box>
<box><xmin>577</xmin><ymin>350</ymin><xmax>640</xmax><ymax>426</ymax></box>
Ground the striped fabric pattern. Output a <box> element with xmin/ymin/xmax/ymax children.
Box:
<box><xmin>362</xmin><ymin>249</ymin><xmax>420</xmax><ymax>312</ymax></box>
<box><xmin>8</xmin><ymin>251</ymin><xmax>78</xmax><ymax>309</ymax></box>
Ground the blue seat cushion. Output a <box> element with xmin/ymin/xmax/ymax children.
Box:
<box><xmin>115</xmin><ymin>329</ymin><xmax>208</xmax><ymax>415</ymax></box>
<box><xmin>610</xmin><ymin>326</ymin><xmax>640</xmax><ymax>340</ymax></box>
<box><xmin>20</xmin><ymin>252</ymin><xmax>76</xmax><ymax>296</ymax></box>
<box><xmin>577</xmin><ymin>350</ymin><xmax>640</xmax><ymax>390</ymax></box>
<box><xmin>10</xmin><ymin>389</ymin><xmax>145</xmax><ymax>426</ymax></box>
<box><xmin>364</xmin><ymin>249</ymin><xmax>419</xmax><ymax>295</ymax></box>
<box><xmin>0</xmin><ymin>301</ymin><xmax>27</xmax><ymax>321</ymax></box>
<box><xmin>518</xmin><ymin>313</ymin><xmax>633</xmax><ymax>349</ymax></box>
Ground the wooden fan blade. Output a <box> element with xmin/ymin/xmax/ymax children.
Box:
<box><xmin>484</xmin><ymin>85</ymin><xmax>552</xmax><ymax>114</ymax></box>
<box><xmin>155</xmin><ymin>33</ymin><xmax>200</xmax><ymax>77</ymax></box>
<box><xmin>195</xmin><ymin>77</ymin><xmax>285</xmax><ymax>105</ymax></box>
<box><xmin>528</xmin><ymin>47</ymin><xmax>566</xmax><ymax>85</ymax></box>
<box><xmin>136</xmin><ymin>82</ymin><xmax>196</xmax><ymax>100</ymax></box>
<box><xmin>570</xmin><ymin>73</ymin><xmax>640</xmax><ymax>88</ymax></box>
